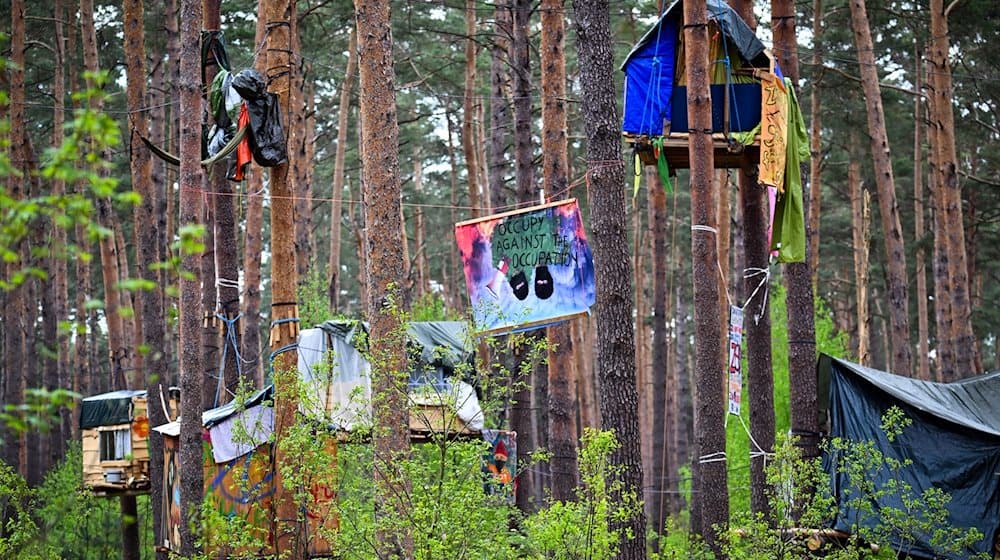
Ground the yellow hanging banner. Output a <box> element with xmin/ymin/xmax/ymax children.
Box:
<box><xmin>758</xmin><ymin>73</ymin><xmax>789</xmax><ymax>193</ymax></box>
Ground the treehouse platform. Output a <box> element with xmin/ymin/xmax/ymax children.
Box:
<box><xmin>624</xmin><ymin>132</ymin><xmax>761</xmax><ymax>170</ymax></box>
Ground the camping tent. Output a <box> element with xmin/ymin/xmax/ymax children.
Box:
<box><xmin>620</xmin><ymin>0</ymin><xmax>772</xmax><ymax>136</ymax></box>
<box><xmin>819</xmin><ymin>355</ymin><xmax>1000</xmax><ymax>559</ymax></box>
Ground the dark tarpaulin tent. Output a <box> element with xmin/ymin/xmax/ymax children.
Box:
<box><xmin>620</xmin><ymin>0</ymin><xmax>771</xmax><ymax>136</ymax></box>
<box><xmin>818</xmin><ymin>355</ymin><xmax>1000</xmax><ymax>559</ymax></box>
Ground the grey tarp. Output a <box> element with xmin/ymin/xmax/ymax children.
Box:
<box><xmin>80</xmin><ymin>389</ymin><xmax>146</xmax><ymax>429</ymax></box>
<box><xmin>318</xmin><ymin>320</ymin><xmax>475</xmax><ymax>384</ymax></box>
<box><xmin>819</xmin><ymin>355</ymin><xmax>1000</xmax><ymax>559</ymax></box>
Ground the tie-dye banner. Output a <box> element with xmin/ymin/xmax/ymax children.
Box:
<box><xmin>455</xmin><ymin>199</ymin><xmax>596</xmax><ymax>334</ymax></box>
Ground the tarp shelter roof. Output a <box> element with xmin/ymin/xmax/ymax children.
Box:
<box><xmin>819</xmin><ymin>354</ymin><xmax>1000</xmax><ymax>436</ymax></box>
<box><xmin>152</xmin><ymin>385</ymin><xmax>273</xmax><ymax>437</ymax></box>
<box><xmin>819</xmin><ymin>355</ymin><xmax>1000</xmax><ymax>559</ymax></box>
<box><xmin>620</xmin><ymin>0</ymin><xmax>771</xmax><ymax>136</ymax></box>
<box><xmin>621</xmin><ymin>0</ymin><xmax>768</xmax><ymax>70</ymax></box>
<box><xmin>318</xmin><ymin>320</ymin><xmax>475</xmax><ymax>383</ymax></box>
<box><xmin>80</xmin><ymin>389</ymin><xmax>146</xmax><ymax>429</ymax></box>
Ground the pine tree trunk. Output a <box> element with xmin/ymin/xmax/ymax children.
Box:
<box><xmin>328</xmin><ymin>30</ymin><xmax>356</xmax><ymax>313</ymax></box>
<box><xmin>355</xmin><ymin>0</ymin><xmax>413</xmax><ymax>555</ymax></box>
<box><xmin>202</xmin><ymin>0</ymin><xmax>242</xmax><ymax>403</ymax></box>
<box><xmin>648</xmin><ymin>161</ymin><xmax>670</xmax><ymax>535</ymax></box>
<box><xmin>291</xmin><ymin>25</ymin><xmax>312</xmax><ymax>283</ymax></box>
<box><xmin>6</xmin><ymin>0</ymin><xmax>29</xmax><ymax>477</ymax></box>
<box><xmin>808</xmin><ymin>0</ymin><xmax>823</xmax><ymax>285</ymax></box>
<box><xmin>509</xmin><ymin>0</ymin><xmax>541</xmax><ymax>511</ymax></box>
<box><xmin>462</xmin><ymin>0</ymin><xmax>482</xmax><ymax>218</ymax></box>
<box><xmin>573</xmin><ymin>1</ymin><xmax>648</xmax><ymax>557</ymax></box>
<box><xmin>771</xmin><ymin>0</ymin><xmax>822</xmax><ymax>486</ymax></box>
<box><xmin>929</xmin><ymin>0</ymin><xmax>979</xmax><ymax>378</ymax></box>
<box><xmin>124</xmin><ymin>0</ymin><xmax>169</xmax><ymax>552</ymax></box>
<box><xmin>261</xmin><ymin>0</ymin><xmax>305</xmax><ymax>554</ymax></box>
<box><xmin>412</xmin><ymin>159</ymin><xmax>429</xmax><ymax>298</ymax></box>
<box><xmin>488</xmin><ymin>2</ymin><xmax>512</xmax><ymax>214</ymax></box>
<box><xmin>201</xmin><ymin>190</ymin><xmax>220</xmax><ymax>409</ymax></box>
<box><xmin>178</xmin><ymin>0</ymin><xmax>205</xmax><ymax>555</ymax></box>
<box><xmin>849</xmin><ymin>154</ymin><xmax>871</xmax><ymax>364</ymax></box>
<box><xmin>541</xmin><ymin>0</ymin><xmax>579</xmax><ymax>502</ymax></box>
<box><xmin>913</xmin><ymin>52</ymin><xmax>931</xmax><ymax>381</ymax></box>
<box><xmin>848</xmin><ymin>0</ymin><xmax>912</xmax><ymax>375</ymax></box>
<box><xmin>683</xmin><ymin>0</ymin><xmax>728</xmax><ymax>549</ymax></box>
<box><xmin>739</xmin><ymin>164</ymin><xmax>775</xmax><ymax>519</ymax></box>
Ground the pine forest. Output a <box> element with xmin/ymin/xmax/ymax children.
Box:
<box><xmin>1</xmin><ymin>0</ymin><xmax>998</xmax><ymax>559</ymax></box>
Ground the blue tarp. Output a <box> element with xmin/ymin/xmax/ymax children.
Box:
<box><xmin>620</xmin><ymin>0</ymin><xmax>769</xmax><ymax>136</ymax></box>
<box><xmin>820</xmin><ymin>355</ymin><xmax>1000</xmax><ymax>558</ymax></box>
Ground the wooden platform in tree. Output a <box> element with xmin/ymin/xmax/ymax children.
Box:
<box><xmin>624</xmin><ymin>132</ymin><xmax>761</xmax><ymax>170</ymax></box>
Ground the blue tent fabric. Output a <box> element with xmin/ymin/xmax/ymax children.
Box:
<box><xmin>621</xmin><ymin>0</ymin><xmax>769</xmax><ymax>135</ymax></box>
<box><xmin>820</xmin><ymin>355</ymin><xmax>1000</xmax><ymax>559</ymax></box>
<box><xmin>622</xmin><ymin>17</ymin><xmax>677</xmax><ymax>135</ymax></box>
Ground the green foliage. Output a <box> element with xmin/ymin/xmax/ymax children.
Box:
<box><xmin>410</xmin><ymin>291</ymin><xmax>461</xmax><ymax>322</ymax></box>
<box><xmin>0</xmin><ymin>388</ymin><xmax>79</xmax><ymax>441</ymax></box>
<box><xmin>0</xmin><ymin>460</ymin><xmax>41</xmax><ymax>558</ymax></box>
<box><xmin>1</xmin><ymin>71</ymin><xmax>131</xmax><ymax>291</ymax></box>
<box><xmin>297</xmin><ymin>266</ymin><xmax>338</xmax><ymax>329</ymax></box>
<box><xmin>826</xmin><ymin>406</ymin><xmax>990</xmax><ymax>560</ymax></box>
<box><xmin>0</xmin><ymin>445</ymin><xmax>153</xmax><ymax>560</ymax></box>
<box><xmin>717</xmin><ymin>407</ymin><xmax>989</xmax><ymax>560</ymax></box>
<box><xmin>522</xmin><ymin>428</ymin><xmax>643</xmax><ymax>560</ymax></box>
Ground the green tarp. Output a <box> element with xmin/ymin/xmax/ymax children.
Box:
<box><xmin>80</xmin><ymin>389</ymin><xmax>146</xmax><ymax>429</ymax></box>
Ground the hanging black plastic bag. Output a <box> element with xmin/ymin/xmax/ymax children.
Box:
<box><xmin>231</xmin><ymin>68</ymin><xmax>287</xmax><ymax>167</ymax></box>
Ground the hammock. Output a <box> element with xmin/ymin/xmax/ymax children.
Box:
<box><xmin>139</xmin><ymin>124</ymin><xmax>247</xmax><ymax>167</ymax></box>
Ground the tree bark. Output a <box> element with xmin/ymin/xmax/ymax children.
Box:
<box><xmin>541</xmin><ymin>0</ymin><xmax>579</xmax><ymax>502</ymax></box>
<box><xmin>849</xmin><ymin>154</ymin><xmax>871</xmax><ymax>364</ymax></box>
<box><xmin>509</xmin><ymin>0</ymin><xmax>542</xmax><ymax>511</ymax></box>
<box><xmin>178</xmin><ymin>0</ymin><xmax>205</xmax><ymax>555</ymax></box>
<box><xmin>848</xmin><ymin>0</ymin><xmax>912</xmax><ymax>375</ymax></box>
<box><xmin>776</xmin><ymin>0</ymin><xmax>821</xmax><ymax>471</ymax></box>
<box><xmin>488</xmin><ymin>2</ymin><xmax>512</xmax><ymax>213</ymax></box>
<box><xmin>808</xmin><ymin>0</ymin><xmax>823</xmax><ymax>286</ymax></box>
<box><xmin>329</xmin><ymin>29</ymin><xmax>357</xmax><ymax>312</ymax></box>
<box><xmin>203</xmin><ymin>0</ymin><xmax>242</xmax><ymax>404</ymax></box>
<box><xmin>648</xmin><ymin>161</ymin><xmax>670</xmax><ymax>535</ymax></box>
<box><xmin>684</xmin><ymin>0</ymin><xmax>728</xmax><ymax>550</ymax></box>
<box><xmin>124</xmin><ymin>0</ymin><xmax>169</xmax><ymax>553</ymax></box>
<box><xmin>242</xmin><ymin>7</ymin><xmax>267</xmax><ymax>390</ymax></box>
<box><xmin>6</xmin><ymin>0</ymin><xmax>29</xmax><ymax>478</ymax></box>
<box><xmin>929</xmin><ymin>0</ymin><xmax>979</xmax><ymax>379</ymax></box>
<box><xmin>573</xmin><ymin>1</ymin><xmax>648</xmax><ymax>557</ymax></box>
<box><xmin>913</xmin><ymin>51</ymin><xmax>931</xmax><ymax>381</ymax></box>
<box><xmin>463</xmin><ymin>0</ymin><xmax>482</xmax><ymax>218</ymax></box>
<box><xmin>291</xmin><ymin>22</ymin><xmax>312</xmax><ymax>283</ymax></box>
<box><xmin>261</xmin><ymin>0</ymin><xmax>305</xmax><ymax>554</ymax></box>
<box><xmin>355</xmin><ymin>0</ymin><xmax>413</xmax><ymax>555</ymax></box>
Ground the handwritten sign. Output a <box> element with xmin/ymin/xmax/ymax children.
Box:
<box><xmin>455</xmin><ymin>199</ymin><xmax>595</xmax><ymax>333</ymax></box>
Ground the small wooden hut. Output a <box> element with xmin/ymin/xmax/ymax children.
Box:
<box><xmin>80</xmin><ymin>389</ymin><xmax>151</xmax><ymax>495</ymax></box>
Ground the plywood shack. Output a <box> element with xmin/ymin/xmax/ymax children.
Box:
<box><xmin>80</xmin><ymin>390</ymin><xmax>151</xmax><ymax>495</ymax></box>
<box><xmin>154</xmin><ymin>387</ymin><xmax>338</xmax><ymax>557</ymax></box>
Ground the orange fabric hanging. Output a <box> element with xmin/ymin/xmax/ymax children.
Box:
<box><xmin>233</xmin><ymin>103</ymin><xmax>252</xmax><ymax>181</ymax></box>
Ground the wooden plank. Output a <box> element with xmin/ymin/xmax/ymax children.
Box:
<box><xmin>623</xmin><ymin>133</ymin><xmax>760</xmax><ymax>170</ymax></box>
